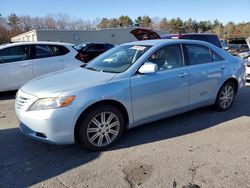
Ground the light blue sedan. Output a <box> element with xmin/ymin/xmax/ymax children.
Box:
<box><xmin>15</xmin><ymin>39</ymin><xmax>245</xmax><ymax>151</ymax></box>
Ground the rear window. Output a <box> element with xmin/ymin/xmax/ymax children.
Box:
<box><xmin>228</xmin><ymin>39</ymin><xmax>247</xmax><ymax>45</ymax></box>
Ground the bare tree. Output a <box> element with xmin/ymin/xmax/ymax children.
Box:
<box><xmin>44</xmin><ymin>15</ymin><xmax>57</xmax><ymax>29</ymax></box>
<box><xmin>57</xmin><ymin>13</ymin><xmax>70</xmax><ymax>29</ymax></box>
<box><xmin>7</xmin><ymin>13</ymin><xmax>21</xmax><ymax>35</ymax></box>
<box><xmin>0</xmin><ymin>16</ymin><xmax>11</xmax><ymax>43</ymax></box>
<box><xmin>20</xmin><ymin>16</ymin><xmax>33</xmax><ymax>31</ymax></box>
<box><xmin>71</xmin><ymin>19</ymin><xmax>88</xmax><ymax>30</ymax></box>
<box><xmin>32</xmin><ymin>17</ymin><xmax>44</xmax><ymax>29</ymax></box>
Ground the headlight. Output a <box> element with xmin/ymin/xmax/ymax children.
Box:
<box><xmin>29</xmin><ymin>96</ymin><xmax>75</xmax><ymax>111</ymax></box>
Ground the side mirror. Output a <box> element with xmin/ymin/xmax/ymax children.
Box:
<box><xmin>138</xmin><ymin>62</ymin><xmax>158</xmax><ymax>74</ymax></box>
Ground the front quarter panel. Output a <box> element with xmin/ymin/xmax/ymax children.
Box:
<box><xmin>69</xmin><ymin>77</ymin><xmax>133</xmax><ymax>129</ymax></box>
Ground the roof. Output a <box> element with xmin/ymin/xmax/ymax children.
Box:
<box><xmin>121</xmin><ymin>38</ymin><xmax>217</xmax><ymax>47</ymax></box>
<box><xmin>0</xmin><ymin>41</ymin><xmax>74</xmax><ymax>49</ymax></box>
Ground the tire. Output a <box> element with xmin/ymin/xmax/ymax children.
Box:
<box><xmin>78</xmin><ymin>104</ymin><xmax>125</xmax><ymax>151</ymax></box>
<box><xmin>214</xmin><ymin>81</ymin><xmax>236</xmax><ymax>111</ymax></box>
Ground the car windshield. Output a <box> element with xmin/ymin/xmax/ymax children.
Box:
<box><xmin>84</xmin><ymin>45</ymin><xmax>151</xmax><ymax>73</ymax></box>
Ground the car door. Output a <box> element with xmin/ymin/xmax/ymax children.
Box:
<box><xmin>130</xmin><ymin>44</ymin><xmax>189</xmax><ymax>122</ymax></box>
<box><xmin>0</xmin><ymin>45</ymin><xmax>33</xmax><ymax>91</ymax></box>
<box><xmin>183</xmin><ymin>44</ymin><xmax>226</xmax><ymax>107</ymax></box>
<box><xmin>32</xmin><ymin>44</ymin><xmax>67</xmax><ymax>77</ymax></box>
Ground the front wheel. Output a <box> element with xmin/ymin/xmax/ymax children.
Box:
<box><xmin>78</xmin><ymin>105</ymin><xmax>125</xmax><ymax>151</ymax></box>
<box><xmin>214</xmin><ymin>82</ymin><xmax>236</xmax><ymax>111</ymax></box>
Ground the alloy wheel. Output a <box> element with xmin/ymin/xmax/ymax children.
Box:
<box><xmin>218</xmin><ymin>85</ymin><xmax>234</xmax><ymax>110</ymax></box>
<box><xmin>86</xmin><ymin>111</ymin><xmax>120</xmax><ymax>147</ymax></box>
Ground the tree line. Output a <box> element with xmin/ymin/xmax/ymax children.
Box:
<box><xmin>1</xmin><ymin>13</ymin><xmax>250</xmax><ymax>44</ymax></box>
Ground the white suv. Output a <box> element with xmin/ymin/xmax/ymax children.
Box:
<box><xmin>0</xmin><ymin>41</ymin><xmax>84</xmax><ymax>92</ymax></box>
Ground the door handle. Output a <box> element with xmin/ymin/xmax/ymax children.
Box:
<box><xmin>178</xmin><ymin>72</ymin><xmax>188</xmax><ymax>77</ymax></box>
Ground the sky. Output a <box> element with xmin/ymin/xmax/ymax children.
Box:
<box><xmin>1</xmin><ymin>0</ymin><xmax>250</xmax><ymax>24</ymax></box>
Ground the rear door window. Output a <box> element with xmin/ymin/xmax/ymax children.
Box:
<box><xmin>35</xmin><ymin>45</ymin><xmax>53</xmax><ymax>58</ymax></box>
<box><xmin>35</xmin><ymin>45</ymin><xmax>70</xmax><ymax>59</ymax></box>
<box><xmin>51</xmin><ymin>45</ymin><xmax>70</xmax><ymax>55</ymax></box>
<box><xmin>0</xmin><ymin>45</ymin><xmax>30</xmax><ymax>63</ymax></box>
<box><xmin>210</xmin><ymin>50</ymin><xmax>224</xmax><ymax>62</ymax></box>
<box><xmin>184</xmin><ymin>44</ymin><xmax>212</xmax><ymax>65</ymax></box>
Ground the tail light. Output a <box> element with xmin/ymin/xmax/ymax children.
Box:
<box><xmin>75</xmin><ymin>52</ymin><xmax>85</xmax><ymax>62</ymax></box>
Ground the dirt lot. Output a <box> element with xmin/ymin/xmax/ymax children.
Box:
<box><xmin>0</xmin><ymin>88</ymin><xmax>250</xmax><ymax>188</ymax></box>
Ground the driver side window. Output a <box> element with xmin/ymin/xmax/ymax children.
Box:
<box><xmin>0</xmin><ymin>45</ymin><xmax>30</xmax><ymax>64</ymax></box>
<box><xmin>145</xmin><ymin>44</ymin><xmax>183</xmax><ymax>71</ymax></box>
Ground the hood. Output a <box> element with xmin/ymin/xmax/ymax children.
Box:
<box><xmin>21</xmin><ymin>67</ymin><xmax>117</xmax><ymax>97</ymax></box>
<box><xmin>130</xmin><ymin>28</ymin><xmax>161</xmax><ymax>40</ymax></box>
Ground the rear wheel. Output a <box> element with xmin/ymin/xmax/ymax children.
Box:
<box><xmin>78</xmin><ymin>105</ymin><xmax>124</xmax><ymax>151</ymax></box>
<box><xmin>214</xmin><ymin>82</ymin><xmax>236</xmax><ymax>111</ymax></box>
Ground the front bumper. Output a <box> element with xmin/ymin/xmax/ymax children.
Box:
<box><xmin>15</xmin><ymin>89</ymin><xmax>77</xmax><ymax>144</ymax></box>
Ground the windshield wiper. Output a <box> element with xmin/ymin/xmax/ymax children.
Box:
<box><xmin>101</xmin><ymin>70</ymin><xmax>119</xmax><ymax>73</ymax></box>
<box><xmin>85</xmin><ymin>66</ymin><xmax>99</xmax><ymax>71</ymax></box>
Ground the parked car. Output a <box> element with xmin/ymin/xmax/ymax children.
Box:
<box><xmin>245</xmin><ymin>57</ymin><xmax>250</xmax><ymax>86</ymax></box>
<box><xmin>0</xmin><ymin>41</ymin><xmax>83</xmax><ymax>92</ymax></box>
<box><xmin>74</xmin><ymin>42</ymin><xmax>114</xmax><ymax>63</ymax></box>
<box><xmin>131</xmin><ymin>28</ymin><xmax>222</xmax><ymax>48</ymax></box>
<box><xmin>15</xmin><ymin>39</ymin><xmax>245</xmax><ymax>151</ymax></box>
<box><xmin>239</xmin><ymin>51</ymin><xmax>250</xmax><ymax>86</ymax></box>
<box><xmin>227</xmin><ymin>38</ymin><xmax>250</xmax><ymax>55</ymax></box>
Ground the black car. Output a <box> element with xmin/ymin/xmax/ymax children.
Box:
<box><xmin>131</xmin><ymin>29</ymin><xmax>222</xmax><ymax>48</ymax></box>
<box><xmin>74</xmin><ymin>42</ymin><xmax>114</xmax><ymax>63</ymax></box>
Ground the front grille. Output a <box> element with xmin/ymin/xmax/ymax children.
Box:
<box><xmin>16</xmin><ymin>96</ymin><xmax>31</xmax><ymax>111</ymax></box>
<box><xmin>15</xmin><ymin>90</ymin><xmax>38</xmax><ymax>112</ymax></box>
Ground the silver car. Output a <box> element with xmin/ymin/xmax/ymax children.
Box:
<box><xmin>15</xmin><ymin>39</ymin><xmax>245</xmax><ymax>151</ymax></box>
<box><xmin>0</xmin><ymin>41</ymin><xmax>83</xmax><ymax>92</ymax></box>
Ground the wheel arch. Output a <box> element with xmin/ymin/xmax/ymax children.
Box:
<box><xmin>221</xmin><ymin>77</ymin><xmax>239</xmax><ymax>94</ymax></box>
<box><xmin>74</xmin><ymin>99</ymin><xmax>129</xmax><ymax>143</ymax></box>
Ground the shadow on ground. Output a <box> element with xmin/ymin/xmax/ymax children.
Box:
<box><xmin>0</xmin><ymin>90</ymin><xmax>17</xmax><ymax>100</ymax></box>
<box><xmin>0</xmin><ymin>87</ymin><xmax>249</xmax><ymax>187</ymax></box>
